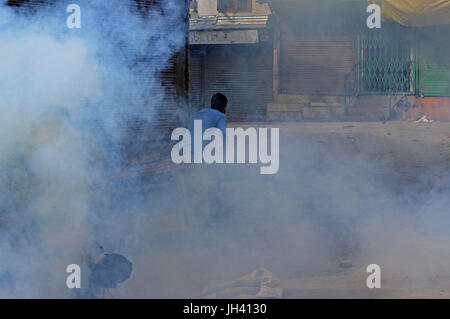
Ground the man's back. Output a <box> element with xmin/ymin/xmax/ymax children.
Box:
<box><xmin>190</xmin><ymin>108</ymin><xmax>227</xmax><ymax>138</ymax></box>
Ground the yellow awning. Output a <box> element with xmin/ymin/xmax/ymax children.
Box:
<box><xmin>367</xmin><ymin>0</ymin><xmax>450</xmax><ymax>26</ymax></box>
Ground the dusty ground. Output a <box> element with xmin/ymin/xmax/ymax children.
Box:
<box><xmin>235</xmin><ymin>120</ymin><xmax>450</xmax><ymax>176</ymax></box>
<box><xmin>249</xmin><ymin>120</ymin><xmax>450</xmax><ymax>298</ymax></box>
<box><xmin>113</xmin><ymin>120</ymin><xmax>450</xmax><ymax>299</ymax></box>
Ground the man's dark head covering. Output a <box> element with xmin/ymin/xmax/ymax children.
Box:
<box><xmin>211</xmin><ymin>92</ymin><xmax>228</xmax><ymax>111</ymax></box>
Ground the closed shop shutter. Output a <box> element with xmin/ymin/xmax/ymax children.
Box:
<box><xmin>157</xmin><ymin>53</ymin><xmax>186</xmax><ymax>130</ymax></box>
<box><xmin>418</xmin><ymin>27</ymin><xmax>450</xmax><ymax>97</ymax></box>
<box><xmin>204</xmin><ymin>43</ymin><xmax>272</xmax><ymax>121</ymax></box>
<box><xmin>280</xmin><ymin>23</ymin><xmax>357</xmax><ymax>95</ymax></box>
<box><xmin>420</xmin><ymin>62</ymin><xmax>450</xmax><ymax>97</ymax></box>
<box><xmin>189</xmin><ymin>47</ymin><xmax>205</xmax><ymax>115</ymax></box>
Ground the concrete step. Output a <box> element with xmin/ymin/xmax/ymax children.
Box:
<box><xmin>347</xmin><ymin>106</ymin><xmax>388</xmax><ymax>117</ymax></box>
<box><xmin>310</xmin><ymin>102</ymin><xmax>343</xmax><ymax>108</ymax></box>
<box><xmin>277</xmin><ymin>94</ymin><xmax>345</xmax><ymax>105</ymax></box>
<box><xmin>267</xmin><ymin>102</ymin><xmax>303</xmax><ymax>112</ymax></box>
<box><xmin>302</xmin><ymin>106</ymin><xmax>344</xmax><ymax>119</ymax></box>
<box><xmin>267</xmin><ymin>110</ymin><xmax>301</xmax><ymax>121</ymax></box>
<box><xmin>345</xmin><ymin>114</ymin><xmax>388</xmax><ymax>122</ymax></box>
<box><xmin>267</xmin><ymin>103</ymin><xmax>302</xmax><ymax>121</ymax></box>
<box><xmin>276</xmin><ymin>94</ymin><xmax>310</xmax><ymax>104</ymax></box>
<box><xmin>268</xmin><ymin>95</ymin><xmax>394</xmax><ymax>121</ymax></box>
<box><xmin>311</xmin><ymin>95</ymin><xmax>345</xmax><ymax>105</ymax></box>
<box><xmin>268</xmin><ymin>101</ymin><xmax>346</xmax><ymax>120</ymax></box>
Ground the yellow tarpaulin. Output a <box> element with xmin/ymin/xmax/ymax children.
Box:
<box><xmin>367</xmin><ymin>0</ymin><xmax>450</xmax><ymax>26</ymax></box>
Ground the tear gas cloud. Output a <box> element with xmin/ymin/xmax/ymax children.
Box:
<box><xmin>1</xmin><ymin>0</ymin><xmax>450</xmax><ymax>299</ymax></box>
<box><xmin>0</xmin><ymin>0</ymin><xmax>185</xmax><ymax>297</ymax></box>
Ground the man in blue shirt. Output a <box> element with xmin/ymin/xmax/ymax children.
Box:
<box><xmin>189</xmin><ymin>92</ymin><xmax>228</xmax><ymax>162</ymax></box>
<box><xmin>190</xmin><ymin>92</ymin><xmax>227</xmax><ymax>140</ymax></box>
<box><xmin>187</xmin><ymin>93</ymin><xmax>228</xmax><ymax>232</ymax></box>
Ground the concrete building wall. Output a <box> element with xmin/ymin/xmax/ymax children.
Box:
<box><xmin>250</xmin><ymin>0</ymin><xmax>271</xmax><ymax>15</ymax></box>
<box><xmin>402</xmin><ymin>97</ymin><xmax>450</xmax><ymax>121</ymax></box>
<box><xmin>197</xmin><ymin>0</ymin><xmax>271</xmax><ymax>16</ymax></box>
<box><xmin>198</xmin><ymin>0</ymin><xmax>218</xmax><ymax>16</ymax></box>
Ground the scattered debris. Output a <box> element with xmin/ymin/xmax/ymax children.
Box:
<box><xmin>201</xmin><ymin>268</ymin><xmax>283</xmax><ymax>299</ymax></box>
<box><xmin>415</xmin><ymin>115</ymin><xmax>434</xmax><ymax>123</ymax></box>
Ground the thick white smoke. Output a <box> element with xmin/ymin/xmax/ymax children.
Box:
<box><xmin>1</xmin><ymin>0</ymin><xmax>450</xmax><ymax>299</ymax></box>
<box><xmin>0</xmin><ymin>0</ymin><xmax>185</xmax><ymax>298</ymax></box>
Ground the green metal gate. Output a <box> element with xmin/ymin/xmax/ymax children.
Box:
<box><xmin>361</xmin><ymin>25</ymin><xmax>417</xmax><ymax>95</ymax></box>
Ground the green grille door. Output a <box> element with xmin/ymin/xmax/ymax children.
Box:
<box><xmin>361</xmin><ymin>25</ymin><xmax>415</xmax><ymax>94</ymax></box>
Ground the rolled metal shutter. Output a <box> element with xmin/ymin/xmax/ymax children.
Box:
<box><xmin>158</xmin><ymin>53</ymin><xmax>187</xmax><ymax>130</ymax></box>
<box><xmin>418</xmin><ymin>27</ymin><xmax>450</xmax><ymax>97</ymax></box>
<box><xmin>189</xmin><ymin>47</ymin><xmax>205</xmax><ymax>115</ymax></box>
<box><xmin>204</xmin><ymin>43</ymin><xmax>272</xmax><ymax>121</ymax></box>
<box><xmin>419</xmin><ymin>62</ymin><xmax>450</xmax><ymax>97</ymax></box>
<box><xmin>280</xmin><ymin>24</ymin><xmax>356</xmax><ymax>95</ymax></box>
